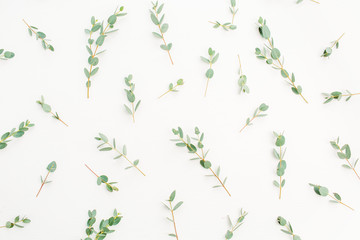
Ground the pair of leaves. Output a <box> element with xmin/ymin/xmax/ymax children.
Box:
<box><xmin>0</xmin><ymin>49</ymin><xmax>15</xmax><ymax>60</ymax></box>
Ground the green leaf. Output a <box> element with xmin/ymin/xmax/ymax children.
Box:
<box><xmin>150</xmin><ymin>13</ymin><xmax>159</xmax><ymax>25</ymax></box>
<box><xmin>0</xmin><ymin>143</ymin><xmax>7</xmax><ymax>149</ymax></box>
<box><xmin>319</xmin><ymin>186</ymin><xmax>329</xmax><ymax>196</ymax></box>
<box><xmin>259</xmin><ymin>25</ymin><xmax>270</xmax><ymax>39</ymax></box>
<box><xmin>47</xmin><ymin>161</ymin><xmax>57</xmax><ymax>172</ymax></box>
<box><xmin>277</xmin><ymin>216</ymin><xmax>287</xmax><ymax>226</ymax></box>
<box><xmin>42</xmin><ymin>103</ymin><xmax>51</xmax><ymax>113</ymax></box>
<box><xmin>169</xmin><ymin>190</ymin><xmax>176</xmax><ymax>201</ymax></box>
<box><xmin>152</xmin><ymin>32</ymin><xmax>162</xmax><ymax>38</ymax></box>
<box><xmin>281</xmin><ymin>69</ymin><xmax>289</xmax><ymax>78</ymax></box>
<box><xmin>259</xmin><ymin>103</ymin><xmax>269</xmax><ymax>111</ymax></box>
<box><xmin>108</xmin><ymin>15</ymin><xmax>117</xmax><ymax>24</ymax></box>
<box><xmin>96</xmin><ymin>35</ymin><xmax>106</xmax><ymax>46</ymax></box>
<box><xmin>173</xmin><ymin>201</ymin><xmax>183</xmax><ymax>211</ymax></box>
<box><xmin>4</xmin><ymin>51</ymin><xmax>15</xmax><ymax>59</ymax></box>
<box><xmin>161</xmin><ymin>23</ymin><xmax>169</xmax><ymax>33</ymax></box>
<box><xmin>206</xmin><ymin>68</ymin><xmax>214</xmax><ymax>78</ymax></box>
<box><xmin>275</xmin><ymin>135</ymin><xmax>285</xmax><ymax>147</ymax></box>
<box><xmin>13</xmin><ymin>131</ymin><xmax>24</xmax><ymax>138</ymax></box>
<box><xmin>225</xmin><ymin>230</ymin><xmax>233</xmax><ymax>239</ymax></box>
<box><xmin>84</xmin><ymin>68</ymin><xmax>90</xmax><ymax>78</ymax></box>
<box><xmin>271</xmin><ymin>48</ymin><xmax>281</xmax><ymax>60</ymax></box>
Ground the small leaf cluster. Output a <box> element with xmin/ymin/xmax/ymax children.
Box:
<box><xmin>84</xmin><ymin>7</ymin><xmax>126</xmax><ymax>94</ymax></box>
<box><xmin>164</xmin><ymin>190</ymin><xmax>183</xmax><ymax>238</ymax></box>
<box><xmin>201</xmin><ymin>48</ymin><xmax>219</xmax><ymax>80</ymax></box>
<box><xmin>36</xmin><ymin>95</ymin><xmax>67</xmax><ymax>126</ymax></box>
<box><xmin>238</xmin><ymin>71</ymin><xmax>249</xmax><ymax>94</ymax></box>
<box><xmin>273</xmin><ymin>132</ymin><xmax>286</xmax><ymax>190</ymax></box>
<box><xmin>41</xmin><ymin>161</ymin><xmax>57</xmax><ymax>185</ymax></box>
<box><xmin>95</xmin><ymin>133</ymin><xmax>141</xmax><ymax>171</ymax></box>
<box><xmin>240</xmin><ymin>103</ymin><xmax>269</xmax><ymax>133</ymax></box>
<box><xmin>323</xmin><ymin>90</ymin><xmax>354</xmax><ymax>103</ymax></box>
<box><xmin>321</xmin><ymin>33</ymin><xmax>344</xmax><ymax>58</ymax></box>
<box><xmin>0</xmin><ymin>49</ymin><xmax>15</xmax><ymax>60</ymax></box>
<box><xmin>225</xmin><ymin>209</ymin><xmax>248</xmax><ymax>240</ymax></box>
<box><xmin>210</xmin><ymin>0</ymin><xmax>238</xmax><ymax>31</ymax></box>
<box><xmin>277</xmin><ymin>216</ymin><xmax>301</xmax><ymax>240</ymax></box>
<box><xmin>330</xmin><ymin>138</ymin><xmax>358</xmax><ymax>170</ymax></box>
<box><xmin>124</xmin><ymin>74</ymin><xmax>141</xmax><ymax>121</ymax></box>
<box><xmin>150</xmin><ymin>1</ymin><xmax>173</xmax><ymax>53</ymax></box>
<box><xmin>255</xmin><ymin>17</ymin><xmax>305</xmax><ymax>100</ymax></box>
<box><xmin>0</xmin><ymin>120</ymin><xmax>34</xmax><ymax>150</ymax></box>
<box><xmin>97</xmin><ymin>175</ymin><xmax>119</xmax><ymax>192</ymax></box>
<box><xmin>2</xmin><ymin>216</ymin><xmax>31</xmax><ymax>229</ymax></box>
<box><xmin>25</xmin><ymin>21</ymin><xmax>54</xmax><ymax>51</ymax></box>
<box><xmin>84</xmin><ymin>209</ymin><xmax>122</xmax><ymax>240</ymax></box>
<box><xmin>168</xmin><ymin>79</ymin><xmax>184</xmax><ymax>93</ymax></box>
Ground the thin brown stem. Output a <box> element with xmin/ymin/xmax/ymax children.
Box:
<box><xmin>331</xmin><ymin>33</ymin><xmax>345</xmax><ymax>49</ymax></box>
<box><xmin>328</xmin><ymin>194</ymin><xmax>354</xmax><ymax>211</ymax></box>
<box><xmin>231</xmin><ymin>6</ymin><xmax>236</xmax><ymax>24</ymax></box>
<box><xmin>335</xmin><ymin>143</ymin><xmax>360</xmax><ymax>180</ymax></box>
<box><xmin>85</xmin><ymin>164</ymin><xmax>100</xmax><ymax>178</ymax></box>
<box><xmin>36</xmin><ymin>171</ymin><xmax>50</xmax><ymax>198</ymax></box>
<box><xmin>50</xmin><ymin>111</ymin><xmax>68</xmax><ymax>127</ymax></box>
<box><xmin>169</xmin><ymin>201</ymin><xmax>179</xmax><ymax>240</ymax></box>
<box><xmin>155</xmin><ymin>11</ymin><xmax>173</xmax><ymax>65</ymax></box>
<box><xmin>22</xmin><ymin>19</ymin><xmax>52</xmax><ymax>48</ymax></box>
<box><xmin>204</xmin><ymin>63</ymin><xmax>212</xmax><ymax>97</ymax></box>
<box><xmin>179</xmin><ymin>138</ymin><xmax>231</xmax><ymax>197</ymax></box>
<box><xmin>279</xmin><ymin>146</ymin><xmax>282</xmax><ymax>199</ymax></box>
<box><xmin>131</xmin><ymin>103</ymin><xmax>135</xmax><ymax>123</ymax></box>
<box><xmin>158</xmin><ymin>85</ymin><xmax>179</xmax><ymax>99</ymax></box>
<box><xmin>310</xmin><ymin>0</ymin><xmax>320</xmax><ymax>4</ymax></box>
<box><xmin>237</xmin><ymin>55</ymin><xmax>242</xmax><ymax>75</ymax></box>
<box><xmin>86</xmin><ymin>24</ymin><xmax>110</xmax><ymax>98</ymax></box>
<box><xmin>105</xmin><ymin>142</ymin><xmax>146</xmax><ymax>176</ymax></box>
<box><xmin>267</xmin><ymin>39</ymin><xmax>308</xmax><ymax>103</ymax></box>
<box><xmin>239</xmin><ymin>110</ymin><xmax>263</xmax><ymax>133</ymax></box>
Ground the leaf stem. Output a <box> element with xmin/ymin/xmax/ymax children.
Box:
<box><xmin>279</xmin><ymin>146</ymin><xmax>282</xmax><ymax>199</ymax></box>
<box><xmin>267</xmin><ymin>39</ymin><xmax>308</xmax><ymax>103</ymax></box>
<box><xmin>334</xmin><ymin>143</ymin><xmax>360</xmax><ymax>180</ymax></box>
<box><xmin>239</xmin><ymin>110</ymin><xmax>263</xmax><ymax>133</ymax></box>
<box><xmin>105</xmin><ymin>142</ymin><xmax>146</xmax><ymax>176</ymax></box>
<box><xmin>158</xmin><ymin>84</ymin><xmax>180</xmax><ymax>99</ymax></box>
<box><xmin>310</xmin><ymin>0</ymin><xmax>320</xmax><ymax>4</ymax></box>
<box><xmin>155</xmin><ymin>10</ymin><xmax>173</xmax><ymax>65</ymax></box>
<box><xmin>131</xmin><ymin>102</ymin><xmax>135</xmax><ymax>123</ymax></box>
<box><xmin>204</xmin><ymin>63</ymin><xmax>212</xmax><ymax>97</ymax></box>
<box><xmin>22</xmin><ymin>19</ymin><xmax>52</xmax><ymax>48</ymax></box>
<box><xmin>85</xmin><ymin>164</ymin><xmax>100</xmax><ymax>178</ymax></box>
<box><xmin>237</xmin><ymin>55</ymin><xmax>242</xmax><ymax>75</ymax></box>
<box><xmin>87</xmin><ymin>23</ymin><xmax>110</xmax><ymax>98</ymax></box>
<box><xmin>50</xmin><ymin>111</ymin><xmax>68</xmax><ymax>127</ymax></box>
<box><xmin>179</xmin><ymin>138</ymin><xmax>231</xmax><ymax>196</ymax></box>
<box><xmin>169</xmin><ymin>201</ymin><xmax>179</xmax><ymax>240</ymax></box>
<box><xmin>328</xmin><ymin>194</ymin><xmax>354</xmax><ymax>211</ymax></box>
<box><xmin>36</xmin><ymin>171</ymin><xmax>50</xmax><ymax>198</ymax></box>
<box><xmin>331</xmin><ymin>33</ymin><xmax>345</xmax><ymax>49</ymax></box>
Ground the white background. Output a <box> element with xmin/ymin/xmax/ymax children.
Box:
<box><xmin>1</xmin><ymin>0</ymin><xmax>360</xmax><ymax>239</ymax></box>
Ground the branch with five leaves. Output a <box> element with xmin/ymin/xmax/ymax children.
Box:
<box><xmin>163</xmin><ymin>190</ymin><xmax>183</xmax><ymax>239</ymax></box>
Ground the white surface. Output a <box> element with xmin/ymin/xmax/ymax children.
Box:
<box><xmin>0</xmin><ymin>0</ymin><xmax>360</xmax><ymax>239</ymax></box>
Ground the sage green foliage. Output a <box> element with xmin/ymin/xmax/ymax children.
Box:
<box><xmin>36</xmin><ymin>95</ymin><xmax>65</xmax><ymax>124</ymax></box>
<box><xmin>1</xmin><ymin>216</ymin><xmax>31</xmax><ymax>229</ymax></box>
<box><xmin>225</xmin><ymin>209</ymin><xmax>248</xmax><ymax>240</ymax></box>
<box><xmin>171</xmin><ymin>127</ymin><xmax>228</xmax><ymax>189</ymax></box>
<box><xmin>97</xmin><ymin>175</ymin><xmax>119</xmax><ymax>192</ymax></box>
<box><xmin>25</xmin><ymin>22</ymin><xmax>54</xmax><ymax>51</ymax></box>
<box><xmin>330</xmin><ymin>137</ymin><xmax>359</xmax><ymax>174</ymax></box>
<box><xmin>0</xmin><ymin>49</ymin><xmax>15</xmax><ymax>60</ymax></box>
<box><xmin>0</xmin><ymin>120</ymin><xmax>34</xmax><ymax>150</ymax></box>
<box><xmin>163</xmin><ymin>190</ymin><xmax>183</xmax><ymax>238</ymax></box>
<box><xmin>240</xmin><ymin>103</ymin><xmax>269</xmax><ymax>133</ymax></box>
<box><xmin>150</xmin><ymin>1</ymin><xmax>173</xmax><ymax>62</ymax></box>
<box><xmin>40</xmin><ymin>161</ymin><xmax>57</xmax><ymax>185</ymax></box>
<box><xmin>273</xmin><ymin>132</ymin><xmax>286</xmax><ymax>192</ymax></box>
<box><xmin>210</xmin><ymin>0</ymin><xmax>238</xmax><ymax>31</ymax></box>
<box><xmin>323</xmin><ymin>90</ymin><xmax>357</xmax><ymax>103</ymax></box>
<box><xmin>321</xmin><ymin>34</ymin><xmax>344</xmax><ymax>58</ymax></box>
<box><xmin>123</xmin><ymin>74</ymin><xmax>141</xmax><ymax>121</ymax></box>
<box><xmin>277</xmin><ymin>216</ymin><xmax>301</xmax><ymax>240</ymax></box>
<box><xmin>95</xmin><ymin>133</ymin><xmax>141</xmax><ymax>171</ymax></box>
<box><xmin>83</xmin><ymin>209</ymin><xmax>122</xmax><ymax>240</ymax></box>
<box><xmin>237</xmin><ymin>57</ymin><xmax>249</xmax><ymax>94</ymax></box>
<box><xmin>201</xmin><ymin>48</ymin><xmax>219</xmax><ymax>96</ymax></box>
<box><xmin>255</xmin><ymin>17</ymin><xmax>307</xmax><ymax>103</ymax></box>
<box><xmin>84</xmin><ymin>7</ymin><xmax>126</xmax><ymax>95</ymax></box>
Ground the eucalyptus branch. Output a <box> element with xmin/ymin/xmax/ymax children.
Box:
<box><xmin>277</xmin><ymin>216</ymin><xmax>301</xmax><ymax>240</ymax></box>
<box><xmin>0</xmin><ymin>49</ymin><xmax>15</xmax><ymax>60</ymax></box>
<box><xmin>85</xmin><ymin>164</ymin><xmax>119</xmax><ymax>192</ymax></box>
<box><xmin>163</xmin><ymin>190</ymin><xmax>183</xmax><ymax>239</ymax></box>
<box><xmin>36</xmin><ymin>95</ymin><xmax>68</xmax><ymax>126</ymax></box>
<box><xmin>171</xmin><ymin>127</ymin><xmax>231</xmax><ymax>197</ymax></box>
<box><xmin>84</xmin><ymin>7</ymin><xmax>127</xmax><ymax>99</ymax></box>
<box><xmin>330</xmin><ymin>137</ymin><xmax>360</xmax><ymax>180</ymax></box>
<box><xmin>255</xmin><ymin>17</ymin><xmax>308</xmax><ymax>103</ymax></box>
<box><xmin>150</xmin><ymin>1</ymin><xmax>174</xmax><ymax>65</ymax></box>
<box><xmin>209</xmin><ymin>0</ymin><xmax>238</xmax><ymax>31</ymax></box>
<box><xmin>23</xmin><ymin>19</ymin><xmax>54</xmax><ymax>51</ymax></box>
<box><xmin>36</xmin><ymin>161</ymin><xmax>57</xmax><ymax>198</ymax></box>
<box><xmin>273</xmin><ymin>132</ymin><xmax>286</xmax><ymax>199</ymax></box>
<box><xmin>321</xmin><ymin>33</ymin><xmax>345</xmax><ymax>57</ymax></box>
<box><xmin>322</xmin><ymin>90</ymin><xmax>359</xmax><ymax>103</ymax></box>
<box><xmin>237</xmin><ymin>55</ymin><xmax>249</xmax><ymax>94</ymax></box>
<box><xmin>83</xmin><ymin>209</ymin><xmax>122</xmax><ymax>240</ymax></box>
<box><xmin>296</xmin><ymin>0</ymin><xmax>320</xmax><ymax>4</ymax></box>
<box><xmin>309</xmin><ymin>183</ymin><xmax>354</xmax><ymax>210</ymax></box>
<box><xmin>225</xmin><ymin>209</ymin><xmax>248</xmax><ymax>240</ymax></box>
<box><xmin>95</xmin><ymin>133</ymin><xmax>146</xmax><ymax>176</ymax></box>
<box><xmin>0</xmin><ymin>120</ymin><xmax>34</xmax><ymax>150</ymax></box>
<box><xmin>158</xmin><ymin>79</ymin><xmax>184</xmax><ymax>99</ymax></box>
<box><xmin>0</xmin><ymin>216</ymin><xmax>31</xmax><ymax>229</ymax></box>
<box><xmin>123</xmin><ymin>74</ymin><xmax>141</xmax><ymax>123</ymax></box>
<box><xmin>239</xmin><ymin>103</ymin><xmax>269</xmax><ymax>133</ymax></box>
<box><xmin>201</xmin><ymin>48</ymin><xmax>219</xmax><ymax>97</ymax></box>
